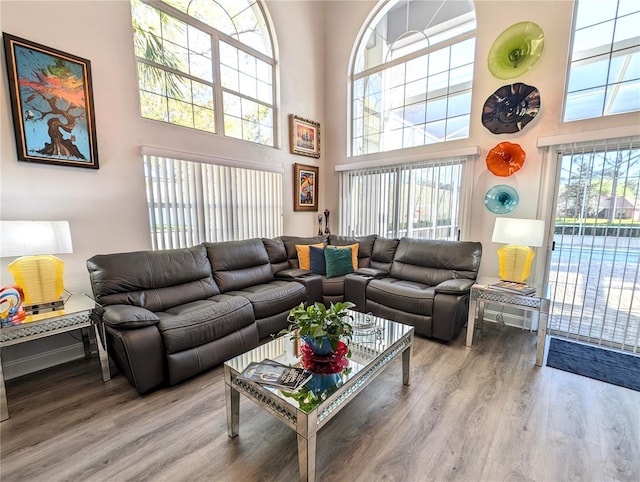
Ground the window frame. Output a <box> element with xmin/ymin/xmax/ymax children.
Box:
<box><xmin>349</xmin><ymin>0</ymin><xmax>477</xmax><ymax>157</ymax></box>
<box><xmin>562</xmin><ymin>0</ymin><xmax>640</xmax><ymax>122</ymax></box>
<box><xmin>132</xmin><ymin>0</ymin><xmax>278</xmax><ymax>147</ymax></box>
<box><xmin>338</xmin><ymin>156</ymin><xmax>471</xmax><ymax>241</ymax></box>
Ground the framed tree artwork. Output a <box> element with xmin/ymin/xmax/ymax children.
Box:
<box><xmin>294</xmin><ymin>163</ymin><xmax>319</xmax><ymax>212</ymax></box>
<box><xmin>289</xmin><ymin>114</ymin><xmax>320</xmax><ymax>158</ymax></box>
<box><xmin>3</xmin><ymin>33</ymin><xmax>99</xmax><ymax>169</ymax></box>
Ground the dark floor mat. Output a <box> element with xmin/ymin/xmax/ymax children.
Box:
<box><xmin>546</xmin><ymin>337</ymin><xmax>640</xmax><ymax>391</ymax></box>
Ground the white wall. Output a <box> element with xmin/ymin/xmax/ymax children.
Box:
<box><xmin>323</xmin><ymin>0</ymin><xmax>640</xmax><ymax>286</ymax></box>
<box><xmin>0</xmin><ymin>0</ymin><xmax>326</xmax><ymax>377</ymax></box>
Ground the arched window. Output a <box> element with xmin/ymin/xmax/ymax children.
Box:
<box><xmin>564</xmin><ymin>0</ymin><xmax>640</xmax><ymax>122</ymax></box>
<box><xmin>131</xmin><ymin>0</ymin><xmax>276</xmax><ymax>146</ymax></box>
<box><xmin>351</xmin><ymin>0</ymin><xmax>476</xmax><ymax>156</ymax></box>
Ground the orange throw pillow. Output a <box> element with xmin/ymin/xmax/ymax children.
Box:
<box><xmin>326</xmin><ymin>243</ymin><xmax>359</xmax><ymax>271</ymax></box>
<box><xmin>295</xmin><ymin>243</ymin><xmax>324</xmax><ymax>270</ymax></box>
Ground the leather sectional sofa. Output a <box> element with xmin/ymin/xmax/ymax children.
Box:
<box><xmin>87</xmin><ymin>235</ymin><xmax>481</xmax><ymax>394</ymax></box>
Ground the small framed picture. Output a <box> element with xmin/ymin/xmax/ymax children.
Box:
<box><xmin>289</xmin><ymin>114</ymin><xmax>320</xmax><ymax>158</ymax></box>
<box><xmin>294</xmin><ymin>163</ymin><xmax>319</xmax><ymax>212</ymax></box>
<box><xmin>3</xmin><ymin>33</ymin><xmax>99</xmax><ymax>169</ymax></box>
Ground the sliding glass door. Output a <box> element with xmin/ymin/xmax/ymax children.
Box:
<box><xmin>547</xmin><ymin>138</ymin><xmax>640</xmax><ymax>353</ymax></box>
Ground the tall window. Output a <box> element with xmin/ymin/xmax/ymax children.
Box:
<box><xmin>131</xmin><ymin>0</ymin><xmax>276</xmax><ymax>146</ymax></box>
<box><xmin>144</xmin><ymin>154</ymin><xmax>283</xmax><ymax>249</ymax></box>
<box><xmin>351</xmin><ymin>0</ymin><xmax>476</xmax><ymax>156</ymax></box>
<box><xmin>338</xmin><ymin>158</ymin><xmax>466</xmax><ymax>240</ymax></box>
<box><xmin>564</xmin><ymin>0</ymin><xmax>640</xmax><ymax>122</ymax></box>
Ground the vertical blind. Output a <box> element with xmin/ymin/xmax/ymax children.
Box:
<box><xmin>338</xmin><ymin>158</ymin><xmax>466</xmax><ymax>240</ymax></box>
<box><xmin>548</xmin><ymin>136</ymin><xmax>640</xmax><ymax>352</ymax></box>
<box><xmin>144</xmin><ymin>154</ymin><xmax>283</xmax><ymax>250</ymax></box>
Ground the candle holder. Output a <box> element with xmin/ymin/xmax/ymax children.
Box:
<box><xmin>324</xmin><ymin>209</ymin><xmax>330</xmax><ymax>234</ymax></box>
<box><xmin>317</xmin><ymin>215</ymin><xmax>323</xmax><ymax>236</ymax></box>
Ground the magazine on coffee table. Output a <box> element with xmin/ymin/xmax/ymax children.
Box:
<box><xmin>488</xmin><ymin>280</ymin><xmax>536</xmax><ymax>296</ymax></box>
<box><xmin>238</xmin><ymin>359</ymin><xmax>312</xmax><ymax>391</ymax></box>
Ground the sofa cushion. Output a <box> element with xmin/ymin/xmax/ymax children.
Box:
<box><xmin>87</xmin><ymin>245</ymin><xmax>220</xmax><ymax>310</ymax></box>
<box><xmin>367</xmin><ymin>278</ymin><xmax>435</xmax><ymax>316</ymax></box>
<box><xmin>156</xmin><ymin>295</ymin><xmax>255</xmax><ymax>354</ymax></box>
<box><xmin>322</xmin><ymin>275</ymin><xmax>347</xmax><ymax>296</ymax></box>
<box><xmin>295</xmin><ymin>243</ymin><xmax>324</xmax><ymax>270</ymax></box>
<box><xmin>370</xmin><ymin>237</ymin><xmax>399</xmax><ymax>272</ymax></box>
<box><xmin>390</xmin><ymin>238</ymin><xmax>482</xmax><ymax>285</ymax></box>
<box><xmin>326</xmin><ymin>243</ymin><xmax>359</xmax><ymax>270</ymax></box>
<box><xmin>206</xmin><ymin>238</ymin><xmax>274</xmax><ymax>292</ymax></box>
<box><xmin>226</xmin><ymin>280</ymin><xmax>307</xmax><ymax>319</ymax></box>
<box><xmin>281</xmin><ymin>235</ymin><xmax>326</xmax><ymax>268</ymax></box>
<box><xmin>328</xmin><ymin>234</ymin><xmax>376</xmax><ymax>268</ymax></box>
<box><xmin>309</xmin><ymin>246</ymin><xmax>326</xmax><ymax>275</ymax></box>
<box><xmin>262</xmin><ymin>238</ymin><xmax>289</xmax><ymax>273</ymax></box>
<box><xmin>166</xmin><ymin>324</ymin><xmax>259</xmax><ymax>385</ymax></box>
<box><xmin>325</xmin><ymin>247</ymin><xmax>355</xmax><ymax>278</ymax></box>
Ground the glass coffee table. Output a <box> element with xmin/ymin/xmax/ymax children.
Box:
<box><xmin>224</xmin><ymin>311</ymin><xmax>413</xmax><ymax>482</ymax></box>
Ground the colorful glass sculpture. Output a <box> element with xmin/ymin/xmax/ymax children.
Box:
<box><xmin>484</xmin><ymin>185</ymin><xmax>519</xmax><ymax>214</ymax></box>
<box><xmin>0</xmin><ymin>286</ymin><xmax>26</xmax><ymax>327</ymax></box>
<box><xmin>488</xmin><ymin>22</ymin><xmax>544</xmax><ymax>79</ymax></box>
<box><xmin>486</xmin><ymin>142</ymin><xmax>526</xmax><ymax>177</ymax></box>
<box><xmin>482</xmin><ymin>83</ymin><xmax>540</xmax><ymax>134</ymax></box>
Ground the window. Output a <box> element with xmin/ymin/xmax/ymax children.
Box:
<box><xmin>351</xmin><ymin>0</ymin><xmax>476</xmax><ymax>156</ymax></box>
<box><xmin>144</xmin><ymin>154</ymin><xmax>283</xmax><ymax>249</ymax></box>
<box><xmin>131</xmin><ymin>0</ymin><xmax>276</xmax><ymax>146</ymax></box>
<box><xmin>564</xmin><ymin>0</ymin><xmax>640</xmax><ymax>122</ymax></box>
<box><xmin>338</xmin><ymin>158</ymin><xmax>466</xmax><ymax>240</ymax></box>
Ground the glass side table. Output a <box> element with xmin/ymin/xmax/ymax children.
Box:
<box><xmin>465</xmin><ymin>281</ymin><xmax>550</xmax><ymax>367</ymax></box>
<box><xmin>0</xmin><ymin>293</ymin><xmax>110</xmax><ymax>421</ymax></box>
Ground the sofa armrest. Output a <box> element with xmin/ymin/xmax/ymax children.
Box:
<box><xmin>434</xmin><ymin>278</ymin><xmax>474</xmax><ymax>295</ymax></box>
<box><xmin>291</xmin><ymin>273</ymin><xmax>323</xmax><ymax>304</ymax></box>
<box><xmin>354</xmin><ymin>267</ymin><xmax>388</xmax><ymax>278</ymax></box>
<box><xmin>275</xmin><ymin>268</ymin><xmax>311</xmax><ymax>280</ymax></box>
<box><xmin>344</xmin><ymin>273</ymin><xmax>374</xmax><ymax>312</ymax></box>
<box><xmin>102</xmin><ymin>305</ymin><xmax>160</xmax><ymax>329</ymax></box>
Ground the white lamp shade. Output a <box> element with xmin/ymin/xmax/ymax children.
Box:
<box><xmin>0</xmin><ymin>221</ymin><xmax>73</xmax><ymax>257</ymax></box>
<box><xmin>491</xmin><ymin>218</ymin><xmax>544</xmax><ymax>247</ymax></box>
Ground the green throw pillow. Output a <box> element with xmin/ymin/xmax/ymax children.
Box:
<box><xmin>324</xmin><ymin>246</ymin><xmax>355</xmax><ymax>278</ymax></box>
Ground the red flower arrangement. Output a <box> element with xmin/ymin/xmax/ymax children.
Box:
<box><xmin>301</xmin><ymin>340</ymin><xmax>349</xmax><ymax>374</ymax></box>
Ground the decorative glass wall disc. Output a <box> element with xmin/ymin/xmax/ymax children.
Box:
<box><xmin>488</xmin><ymin>22</ymin><xmax>544</xmax><ymax>79</ymax></box>
<box><xmin>485</xmin><ymin>185</ymin><xmax>519</xmax><ymax>214</ymax></box>
<box><xmin>482</xmin><ymin>83</ymin><xmax>540</xmax><ymax>134</ymax></box>
<box><xmin>486</xmin><ymin>141</ymin><xmax>526</xmax><ymax>177</ymax></box>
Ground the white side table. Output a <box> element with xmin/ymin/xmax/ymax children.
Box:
<box><xmin>465</xmin><ymin>281</ymin><xmax>550</xmax><ymax>366</ymax></box>
<box><xmin>0</xmin><ymin>293</ymin><xmax>110</xmax><ymax>421</ymax></box>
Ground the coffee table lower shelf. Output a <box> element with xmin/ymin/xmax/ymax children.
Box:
<box><xmin>223</xmin><ymin>314</ymin><xmax>413</xmax><ymax>482</ymax></box>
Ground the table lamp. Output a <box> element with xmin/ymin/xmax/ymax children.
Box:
<box><xmin>0</xmin><ymin>220</ymin><xmax>73</xmax><ymax>312</ymax></box>
<box><xmin>491</xmin><ymin>217</ymin><xmax>544</xmax><ymax>283</ymax></box>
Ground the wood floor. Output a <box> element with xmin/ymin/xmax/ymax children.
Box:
<box><xmin>2</xmin><ymin>324</ymin><xmax>639</xmax><ymax>482</ymax></box>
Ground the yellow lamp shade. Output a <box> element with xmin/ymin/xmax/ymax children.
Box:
<box><xmin>497</xmin><ymin>244</ymin><xmax>535</xmax><ymax>283</ymax></box>
<box><xmin>7</xmin><ymin>255</ymin><xmax>65</xmax><ymax>306</ymax></box>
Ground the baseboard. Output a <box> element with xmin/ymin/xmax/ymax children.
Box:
<box><xmin>2</xmin><ymin>342</ymin><xmax>85</xmax><ymax>380</ymax></box>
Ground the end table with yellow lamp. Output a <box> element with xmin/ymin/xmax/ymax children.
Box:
<box><xmin>0</xmin><ymin>293</ymin><xmax>110</xmax><ymax>421</ymax></box>
<box><xmin>465</xmin><ymin>277</ymin><xmax>550</xmax><ymax>366</ymax></box>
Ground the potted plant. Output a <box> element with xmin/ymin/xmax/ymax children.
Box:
<box><xmin>280</xmin><ymin>301</ymin><xmax>355</xmax><ymax>355</ymax></box>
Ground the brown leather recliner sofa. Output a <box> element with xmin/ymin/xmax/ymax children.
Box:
<box><xmin>87</xmin><ymin>238</ymin><xmax>307</xmax><ymax>394</ymax></box>
<box><xmin>87</xmin><ymin>234</ymin><xmax>481</xmax><ymax>394</ymax></box>
<box><xmin>346</xmin><ymin>237</ymin><xmax>483</xmax><ymax>341</ymax></box>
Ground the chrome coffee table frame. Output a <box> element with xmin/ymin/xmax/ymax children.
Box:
<box><xmin>224</xmin><ymin>312</ymin><xmax>413</xmax><ymax>482</ymax></box>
